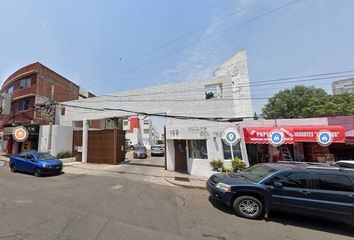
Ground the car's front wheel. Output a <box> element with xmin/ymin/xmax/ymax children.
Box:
<box><xmin>34</xmin><ymin>168</ymin><xmax>42</xmax><ymax>177</ymax></box>
<box><xmin>233</xmin><ymin>195</ymin><xmax>264</xmax><ymax>219</ymax></box>
<box><xmin>10</xmin><ymin>164</ymin><xmax>16</xmax><ymax>173</ymax></box>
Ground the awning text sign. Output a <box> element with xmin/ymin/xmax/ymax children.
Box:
<box><xmin>243</xmin><ymin>126</ymin><xmax>346</xmax><ymax>145</ymax></box>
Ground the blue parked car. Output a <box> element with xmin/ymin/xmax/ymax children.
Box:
<box><xmin>10</xmin><ymin>151</ymin><xmax>63</xmax><ymax>177</ymax></box>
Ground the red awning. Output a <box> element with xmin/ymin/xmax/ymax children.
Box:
<box><xmin>243</xmin><ymin>126</ymin><xmax>346</xmax><ymax>144</ymax></box>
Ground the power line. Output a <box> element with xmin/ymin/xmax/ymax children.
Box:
<box><xmin>96</xmin><ymin>71</ymin><xmax>354</xmax><ymax>99</ymax></box>
<box><xmin>58</xmin><ymin>103</ymin><xmax>248</xmax><ymax>122</ymax></box>
<box><xmin>83</xmin><ymin>0</ymin><xmax>300</xmax><ymax>90</ymax></box>
<box><xmin>81</xmin><ymin>0</ymin><xmax>264</xmax><ymax>90</ymax></box>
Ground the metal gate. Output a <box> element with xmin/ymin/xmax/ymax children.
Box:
<box><xmin>73</xmin><ymin>129</ymin><xmax>126</xmax><ymax>164</ymax></box>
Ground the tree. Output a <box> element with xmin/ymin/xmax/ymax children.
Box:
<box><xmin>262</xmin><ymin>86</ymin><xmax>328</xmax><ymax>119</ymax></box>
<box><xmin>262</xmin><ymin>86</ymin><xmax>354</xmax><ymax>119</ymax></box>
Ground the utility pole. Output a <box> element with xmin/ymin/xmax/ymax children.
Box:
<box><xmin>47</xmin><ymin>85</ymin><xmax>55</xmax><ymax>153</ymax></box>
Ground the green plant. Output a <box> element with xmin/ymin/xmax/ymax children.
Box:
<box><xmin>231</xmin><ymin>158</ymin><xmax>246</xmax><ymax>172</ymax></box>
<box><xmin>156</xmin><ymin>140</ymin><xmax>164</xmax><ymax>144</ymax></box>
<box><xmin>222</xmin><ymin>167</ymin><xmax>233</xmax><ymax>173</ymax></box>
<box><xmin>56</xmin><ymin>151</ymin><xmax>73</xmax><ymax>159</ymax></box>
<box><xmin>210</xmin><ymin>159</ymin><xmax>223</xmax><ymax>172</ymax></box>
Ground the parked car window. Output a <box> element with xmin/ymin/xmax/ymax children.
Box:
<box><xmin>240</xmin><ymin>164</ymin><xmax>278</xmax><ymax>183</ymax></box>
<box><xmin>25</xmin><ymin>154</ymin><xmax>35</xmax><ymax>160</ymax></box>
<box><xmin>17</xmin><ymin>153</ymin><xmax>26</xmax><ymax>159</ymax></box>
<box><xmin>333</xmin><ymin>162</ymin><xmax>354</xmax><ymax>169</ymax></box>
<box><xmin>136</xmin><ymin>147</ymin><xmax>146</xmax><ymax>151</ymax></box>
<box><xmin>267</xmin><ymin>172</ymin><xmax>308</xmax><ymax>188</ymax></box>
<box><xmin>36</xmin><ymin>152</ymin><xmax>56</xmax><ymax>160</ymax></box>
<box><xmin>316</xmin><ymin>174</ymin><xmax>353</xmax><ymax>192</ymax></box>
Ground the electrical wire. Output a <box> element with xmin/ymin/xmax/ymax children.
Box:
<box><xmin>81</xmin><ymin>0</ymin><xmax>264</xmax><ymax>90</ymax></box>
<box><xmin>82</xmin><ymin>0</ymin><xmax>300</xmax><ymax>90</ymax></box>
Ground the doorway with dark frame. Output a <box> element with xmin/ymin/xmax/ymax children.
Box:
<box><xmin>174</xmin><ymin>140</ymin><xmax>187</xmax><ymax>172</ymax></box>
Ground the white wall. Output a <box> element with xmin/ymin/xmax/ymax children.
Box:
<box><xmin>60</xmin><ymin>51</ymin><xmax>253</xmax><ymax>125</ymax></box>
<box><xmin>38</xmin><ymin>125</ymin><xmax>74</xmax><ymax>156</ymax></box>
<box><xmin>166</xmin><ymin>139</ymin><xmax>175</xmax><ymax>171</ymax></box>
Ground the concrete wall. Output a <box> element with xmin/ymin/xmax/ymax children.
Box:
<box><xmin>165</xmin><ymin>118</ymin><xmax>248</xmax><ymax>177</ymax></box>
<box><xmin>38</xmin><ymin>125</ymin><xmax>74</xmax><ymax>156</ymax></box>
<box><xmin>59</xmin><ymin>51</ymin><xmax>253</xmax><ymax>125</ymax></box>
<box><xmin>166</xmin><ymin>139</ymin><xmax>175</xmax><ymax>171</ymax></box>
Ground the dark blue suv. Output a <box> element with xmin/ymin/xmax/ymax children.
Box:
<box><xmin>207</xmin><ymin>163</ymin><xmax>354</xmax><ymax>224</ymax></box>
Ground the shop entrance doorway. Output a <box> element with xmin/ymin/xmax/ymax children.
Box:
<box><xmin>174</xmin><ymin>140</ymin><xmax>187</xmax><ymax>172</ymax></box>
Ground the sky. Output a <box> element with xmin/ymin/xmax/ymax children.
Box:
<box><xmin>1</xmin><ymin>0</ymin><xmax>354</xmax><ymax>130</ymax></box>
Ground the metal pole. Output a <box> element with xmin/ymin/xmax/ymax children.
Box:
<box><xmin>230</xmin><ymin>143</ymin><xmax>234</xmax><ymax>160</ymax></box>
<box><xmin>47</xmin><ymin>85</ymin><xmax>54</xmax><ymax>153</ymax></box>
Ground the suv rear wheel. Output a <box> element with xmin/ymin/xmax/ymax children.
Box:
<box><xmin>233</xmin><ymin>195</ymin><xmax>264</xmax><ymax>219</ymax></box>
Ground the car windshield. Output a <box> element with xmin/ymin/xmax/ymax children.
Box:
<box><xmin>36</xmin><ymin>152</ymin><xmax>56</xmax><ymax>160</ymax></box>
<box><xmin>238</xmin><ymin>164</ymin><xmax>278</xmax><ymax>183</ymax></box>
<box><xmin>136</xmin><ymin>147</ymin><xmax>146</xmax><ymax>151</ymax></box>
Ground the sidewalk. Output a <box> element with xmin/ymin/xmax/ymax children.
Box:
<box><xmin>163</xmin><ymin>171</ymin><xmax>207</xmax><ymax>189</ymax></box>
<box><xmin>0</xmin><ymin>153</ymin><xmax>207</xmax><ymax>189</ymax></box>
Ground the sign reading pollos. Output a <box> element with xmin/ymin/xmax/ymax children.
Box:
<box><xmin>13</xmin><ymin>126</ymin><xmax>29</xmax><ymax>142</ymax></box>
<box><xmin>223</xmin><ymin>127</ymin><xmax>240</xmax><ymax>145</ymax></box>
<box><xmin>317</xmin><ymin>130</ymin><xmax>332</xmax><ymax>146</ymax></box>
<box><xmin>269</xmin><ymin>130</ymin><xmax>284</xmax><ymax>146</ymax></box>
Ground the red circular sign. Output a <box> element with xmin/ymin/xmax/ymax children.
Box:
<box><xmin>13</xmin><ymin>126</ymin><xmax>29</xmax><ymax>142</ymax></box>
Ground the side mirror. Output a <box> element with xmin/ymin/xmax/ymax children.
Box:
<box><xmin>273</xmin><ymin>181</ymin><xmax>283</xmax><ymax>189</ymax></box>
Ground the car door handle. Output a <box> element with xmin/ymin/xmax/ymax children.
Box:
<box><xmin>299</xmin><ymin>190</ymin><xmax>311</xmax><ymax>195</ymax></box>
<box><xmin>349</xmin><ymin>193</ymin><xmax>354</xmax><ymax>198</ymax></box>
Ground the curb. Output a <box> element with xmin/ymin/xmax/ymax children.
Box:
<box><xmin>163</xmin><ymin>177</ymin><xmax>206</xmax><ymax>190</ymax></box>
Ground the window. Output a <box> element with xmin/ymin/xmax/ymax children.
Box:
<box><xmin>222</xmin><ymin>141</ymin><xmax>242</xmax><ymax>160</ymax></box>
<box><xmin>240</xmin><ymin>164</ymin><xmax>278</xmax><ymax>183</ymax></box>
<box><xmin>143</xmin><ymin>129</ymin><xmax>149</xmax><ymax>134</ymax></box>
<box><xmin>18</xmin><ymin>100</ymin><xmax>30</xmax><ymax>111</ymax></box>
<box><xmin>266</xmin><ymin>172</ymin><xmax>308</xmax><ymax>188</ymax></box>
<box><xmin>144</xmin><ymin>120</ymin><xmax>150</xmax><ymax>125</ymax></box>
<box><xmin>19</xmin><ymin>78</ymin><xmax>31</xmax><ymax>89</ymax></box>
<box><xmin>205</xmin><ymin>84</ymin><xmax>222</xmax><ymax>99</ymax></box>
<box><xmin>188</xmin><ymin>140</ymin><xmax>208</xmax><ymax>159</ymax></box>
<box><xmin>6</xmin><ymin>85</ymin><xmax>14</xmax><ymax>94</ymax></box>
<box><xmin>316</xmin><ymin>174</ymin><xmax>353</xmax><ymax>192</ymax></box>
<box><xmin>123</xmin><ymin>121</ymin><xmax>128</xmax><ymax>126</ymax></box>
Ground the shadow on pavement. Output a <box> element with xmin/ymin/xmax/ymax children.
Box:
<box><xmin>208</xmin><ymin>196</ymin><xmax>354</xmax><ymax>237</ymax></box>
<box><xmin>124</xmin><ymin>162</ymin><xmax>164</xmax><ymax>168</ymax></box>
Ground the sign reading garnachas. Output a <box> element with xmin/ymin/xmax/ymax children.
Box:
<box><xmin>243</xmin><ymin>126</ymin><xmax>346</xmax><ymax>145</ymax></box>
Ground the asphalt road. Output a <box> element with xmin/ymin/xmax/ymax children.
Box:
<box><xmin>0</xmin><ymin>160</ymin><xmax>353</xmax><ymax>240</ymax></box>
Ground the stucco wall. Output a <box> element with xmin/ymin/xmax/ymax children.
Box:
<box><xmin>38</xmin><ymin>125</ymin><xmax>74</xmax><ymax>156</ymax></box>
<box><xmin>60</xmin><ymin>51</ymin><xmax>253</xmax><ymax>125</ymax></box>
<box><xmin>166</xmin><ymin>139</ymin><xmax>175</xmax><ymax>171</ymax></box>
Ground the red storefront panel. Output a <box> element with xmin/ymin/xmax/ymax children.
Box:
<box><xmin>129</xmin><ymin>117</ymin><xmax>139</xmax><ymax>133</ymax></box>
<box><xmin>243</xmin><ymin>126</ymin><xmax>346</xmax><ymax>144</ymax></box>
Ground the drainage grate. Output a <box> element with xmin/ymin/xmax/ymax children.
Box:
<box><xmin>174</xmin><ymin>177</ymin><xmax>190</xmax><ymax>182</ymax></box>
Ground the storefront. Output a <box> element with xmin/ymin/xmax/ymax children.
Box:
<box><xmin>165</xmin><ymin>120</ymin><xmax>248</xmax><ymax>177</ymax></box>
<box><xmin>2</xmin><ymin>125</ymin><xmax>40</xmax><ymax>154</ymax></box>
<box><xmin>243</xmin><ymin>126</ymin><xmax>346</xmax><ymax>164</ymax></box>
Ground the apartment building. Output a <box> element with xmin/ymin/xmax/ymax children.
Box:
<box><xmin>332</xmin><ymin>78</ymin><xmax>354</xmax><ymax>94</ymax></box>
<box><xmin>123</xmin><ymin>117</ymin><xmax>156</xmax><ymax>147</ymax></box>
<box><xmin>0</xmin><ymin>62</ymin><xmax>79</xmax><ymax>154</ymax></box>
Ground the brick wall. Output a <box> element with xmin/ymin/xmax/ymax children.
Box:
<box><xmin>36</xmin><ymin>64</ymin><xmax>79</xmax><ymax>102</ymax></box>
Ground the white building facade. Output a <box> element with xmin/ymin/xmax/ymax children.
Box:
<box><xmin>123</xmin><ymin>117</ymin><xmax>157</xmax><ymax>148</ymax></box>
<box><xmin>59</xmin><ymin>50</ymin><xmax>254</xmax><ymax>177</ymax></box>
